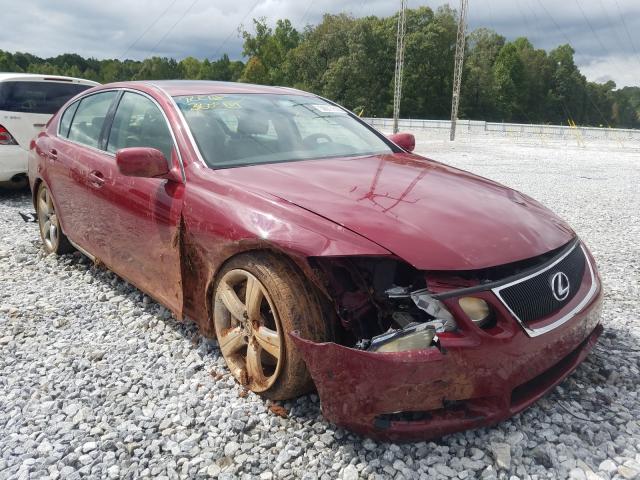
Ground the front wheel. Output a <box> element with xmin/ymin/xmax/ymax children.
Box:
<box><xmin>36</xmin><ymin>183</ymin><xmax>73</xmax><ymax>255</ymax></box>
<box><xmin>213</xmin><ymin>252</ymin><xmax>330</xmax><ymax>400</ymax></box>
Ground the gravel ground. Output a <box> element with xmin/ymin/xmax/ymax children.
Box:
<box><xmin>1</xmin><ymin>136</ymin><xmax>639</xmax><ymax>480</ymax></box>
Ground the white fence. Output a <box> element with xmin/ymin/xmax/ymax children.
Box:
<box><xmin>363</xmin><ymin>117</ymin><xmax>640</xmax><ymax>144</ymax></box>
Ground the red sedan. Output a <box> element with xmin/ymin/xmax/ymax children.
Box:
<box><xmin>28</xmin><ymin>81</ymin><xmax>602</xmax><ymax>441</ymax></box>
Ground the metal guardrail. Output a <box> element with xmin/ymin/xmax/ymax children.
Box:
<box><xmin>363</xmin><ymin>118</ymin><xmax>640</xmax><ymax>143</ymax></box>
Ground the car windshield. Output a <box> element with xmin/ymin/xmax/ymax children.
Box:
<box><xmin>174</xmin><ymin>94</ymin><xmax>394</xmax><ymax>168</ymax></box>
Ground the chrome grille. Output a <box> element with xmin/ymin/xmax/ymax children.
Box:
<box><xmin>493</xmin><ymin>242</ymin><xmax>589</xmax><ymax>332</ymax></box>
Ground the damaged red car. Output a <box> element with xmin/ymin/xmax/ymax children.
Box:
<box><xmin>28</xmin><ymin>81</ymin><xmax>602</xmax><ymax>441</ymax></box>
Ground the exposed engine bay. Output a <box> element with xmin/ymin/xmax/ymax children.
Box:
<box><xmin>310</xmin><ymin>258</ymin><xmax>460</xmax><ymax>353</ymax></box>
<box><xmin>309</xmin><ymin>249</ymin><xmax>566</xmax><ymax>352</ymax></box>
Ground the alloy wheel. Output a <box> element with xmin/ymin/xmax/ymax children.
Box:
<box><xmin>37</xmin><ymin>187</ymin><xmax>59</xmax><ymax>251</ymax></box>
<box><xmin>214</xmin><ymin>269</ymin><xmax>284</xmax><ymax>392</ymax></box>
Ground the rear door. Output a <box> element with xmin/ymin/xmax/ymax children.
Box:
<box><xmin>48</xmin><ymin>90</ymin><xmax>119</xmax><ymax>251</ymax></box>
<box><xmin>0</xmin><ymin>80</ymin><xmax>93</xmax><ymax>151</ymax></box>
<box><xmin>91</xmin><ymin>90</ymin><xmax>184</xmax><ymax>315</ymax></box>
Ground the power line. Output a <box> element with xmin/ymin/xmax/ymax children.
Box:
<box><xmin>211</xmin><ymin>0</ymin><xmax>263</xmax><ymax>60</ymax></box>
<box><xmin>450</xmin><ymin>0</ymin><xmax>468</xmax><ymax>141</ymax></box>
<box><xmin>534</xmin><ymin>0</ymin><xmax>571</xmax><ymax>45</ymax></box>
<box><xmin>612</xmin><ymin>0</ymin><xmax>640</xmax><ymax>67</ymax></box>
<box><xmin>131</xmin><ymin>0</ymin><xmax>200</xmax><ymax>80</ymax></box>
<box><xmin>532</xmin><ymin>0</ymin><xmax>611</xmax><ymax>126</ymax></box>
<box><xmin>146</xmin><ymin>0</ymin><xmax>201</xmax><ymax>57</ymax></box>
<box><xmin>119</xmin><ymin>0</ymin><xmax>180</xmax><ymax>60</ymax></box>
<box><xmin>572</xmin><ymin>0</ymin><xmax>628</xmax><ymax>85</ymax></box>
<box><xmin>573</xmin><ymin>0</ymin><xmax>613</xmax><ymax>61</ymax></box>
<box><xmin>358</xmin><ymin>0</ymin><xmax>370</xmax><ymax>16</ymax></box>
<box><xmin>392</xmin><ymin>0</ymin><xmax>407</xmax><ymax>134</ymax></box>
<box><xmin>521</xmin><ymin>0</ymin><xmax>546</xmax><ymax>40</ymax></box>
<box><xmin>514</xmin><ymin>0</ymin><xmax>533</xmax><ymax>36</ymax></box>
<box><xmin>299</xmin><ymin>0</ymin><xmax>315</xmax><ymax>26</ymax></box>
<box><xmin>485</xmin><ymin>0</ymin><xmax>497</xmax><ymax>33</ymax></box>
<box><xmin>595</xmin><ymin>0</ymin><xmax>629</xmax><ymax>57</ymax></box>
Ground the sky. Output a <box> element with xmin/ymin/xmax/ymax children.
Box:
<box><xmin>1</xmin><ymin>0</ymin><xmax>639</xmax><ymax>88</ymax></box>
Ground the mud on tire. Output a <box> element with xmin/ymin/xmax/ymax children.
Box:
<box><xmin>36</xmin><ymin>183</ymin><xmax>74</xmax><ymax>255</ymax></box>
<box><xmin>213</xmin><ymin>251</ymin><xmax>331</xmax><ymax>400</ymax></box>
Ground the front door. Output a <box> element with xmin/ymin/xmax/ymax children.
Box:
<box><xmin>91</xmin><ymin>91</ymin><xmax>184</xmax><ymax>316</ymax></box>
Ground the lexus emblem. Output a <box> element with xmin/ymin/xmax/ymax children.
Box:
<box><xmin>550</xmin><ymin>271</ymin><xmax>570</xmax><ymax>301</ymax></box>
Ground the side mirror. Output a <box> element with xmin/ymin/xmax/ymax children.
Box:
<box><xmin>388</xmin><ymin>132</ymin><xmax>416</xmax><ymax>153</ymax></box>
<box><xmin>116</xmin><ymin>147</ymin><xmax>169</xmax><ymax>178</ymax></box>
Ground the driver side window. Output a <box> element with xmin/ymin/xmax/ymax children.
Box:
<box><xmin>106</xmin><ymin>92</ymin><xmax>174</xmax><ymax>161</ymax></box>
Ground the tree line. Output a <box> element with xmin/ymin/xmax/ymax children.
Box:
<box><xmin>1</xmin><ymin>6</ymin><xmax>638</xmax><ymax>128</ymax></box>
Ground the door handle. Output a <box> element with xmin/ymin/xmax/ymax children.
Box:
<box><xmin>47</xmin><ymin>149</ymin><xmax>57</xmax><ymax>160</ymax></box>
<box><xmin>88</xmin><ymin>170</ymin><xmax>105</xmax><ymax>188</ymax></box>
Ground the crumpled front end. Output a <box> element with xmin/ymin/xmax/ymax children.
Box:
<box><xmin>292</xmin><ymin>241</ymin><xmax>603</xmax><ymax>441</ymax></box>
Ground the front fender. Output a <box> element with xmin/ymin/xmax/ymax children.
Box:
<box><xmin>179</xmin><ymin>167</ymin><xmax>391</xmax><ymax>333</ymax></box>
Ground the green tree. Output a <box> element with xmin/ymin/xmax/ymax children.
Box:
<box><xmin>240</xmin><ymin>56</ymin><xmax>269</xmax><ymax>84</ymax></box>
<box><xmin>461</xmin><ymin>28</ymin><xmax>505</xmax><ymax>120</ymax></box>
<box><xmin>401</xmin><ymin>6</ymin><xmax>458</xmax><ymax>118</ymax></box>
<box><xmin>283</xmin><ymin>13</ymin><xmax>354</xmax><ymax>93</ymax></box>
<box><xmin>179</xmin><ymin>56</ymin><xmax>201</xmax><ymax>79</ymax></box>
<box><xmin>547</xmin><ymin>44</ymin><xmax>588</xmax><ymax>124</ymax></box>
<box><xmin>493</xmin><ymin>42</ymin><xmax>526</xmax><ymax>121</ymax></box>
<box><xmin>0</xmin><ymin>50</ymin><xmax>21</xmax><ymax>71</ymax></box>
<box><xmin>0</xmin><ymin>11</ymin><xmax>637</xmax><ymax>128</ymax></box>
<box><xmin>318</xmin><ymin>14</ymin><xmax>394</xmax><ymax>115</ymax></box>
<box><xmin>612</xmin><ymin>87</ymin><xmax>640</xmax><ymax>127</ymax></box>
<box><xmin>133</xmin><ymin>57</ymin><xmax>180</xmax><ymax>80</ymax></box>
<box><xmin>241</xmin><ymin>18</ymin><xmax>300</xmax><ymax>84</ymax></box>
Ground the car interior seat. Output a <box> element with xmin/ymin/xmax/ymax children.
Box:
<box><xmin>226</xmin><ymin>113</ymin><xmax>274</xmax><ymax>161</ymax></box>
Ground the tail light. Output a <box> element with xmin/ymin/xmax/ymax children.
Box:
<box><xmin>0</xmin><ymin>125</ymin><xmax>18</xmax><ymax>145</ymax></box>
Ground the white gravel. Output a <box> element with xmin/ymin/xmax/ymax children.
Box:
<box><xmin>1</xmin><ymin>135</ymin><xmax>639</xmax><ymax>480</ymax></box>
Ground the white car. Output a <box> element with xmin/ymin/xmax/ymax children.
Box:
<box><xmin>0</xmin><ymin>73</ymin><xmax>99</xmax><ymax>184</ymax></box>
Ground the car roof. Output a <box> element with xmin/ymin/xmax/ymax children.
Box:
<box><xmin>108</xmin><ymin>80</ymin><xmax>314</xmax><ymax>97</ymax></box>
<box><xmin>0</xmin><ymin>72</ymin><xmax>100</xmax><ymax>86</ymax></box>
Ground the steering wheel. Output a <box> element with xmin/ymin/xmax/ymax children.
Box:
<box><xmin>303</xmin><ymin>133</ymin><xmax>333</xmax><ymax>148</ymax></box>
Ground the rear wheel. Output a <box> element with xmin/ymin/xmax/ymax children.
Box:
<box><xmin>213</xmin><ymin>252</ymin><xmax>330</xmax><ymax>400</ymax></box>
<box><xmin>36</xmin><ymin>183</ymin><xmax>73</xmax><ymax>255</ymax></box>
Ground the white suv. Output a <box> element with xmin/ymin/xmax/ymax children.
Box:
<box><xmin>0</xmin><ymin>73</ymin><xmax>99</xmax><ymax>184</ymax></box>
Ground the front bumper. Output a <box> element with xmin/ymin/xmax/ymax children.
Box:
<box><xmin>0</xmin><ymin>145</ymin><xmax>28</xmax><ymax>182</ymax></box>
<box><xmin>292</xmin><ymin>251</ymin><xmax>603</xmax><ymax>441</ymax></box>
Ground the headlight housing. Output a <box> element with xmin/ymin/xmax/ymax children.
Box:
<box><xmin>369</xmin><ymin>323</ymin><xmax>436</xmax><ymax>353</ymax></box>
<box><xmin>368</xmin><ymin>290</ymin><xmax>458</xmax><ymax>352</ymax></box>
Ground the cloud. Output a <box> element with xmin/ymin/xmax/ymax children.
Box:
<box><xmin>0</xmin><ymin>0</ymin><xmax>638</xmax><ymax>87</ymax></box>
<box><xmin>579</xmin><ymin>54</ymin><xmax>640</xmax><ymax>88</ymax></box>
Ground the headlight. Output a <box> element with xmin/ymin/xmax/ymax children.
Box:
<box><xmin>370</xmin><ymin>288</ymin><xmax>458</xmax><ymax>353</ymax></box>
<box><xmin>369</xmin><ymin>323</ymin><xmax>436</xmax><ymax>353</ymax></box>
<box><xmin>459</xmin><ymin>297</ymin><xmax>491</xmax><ymax>327</ymax></box>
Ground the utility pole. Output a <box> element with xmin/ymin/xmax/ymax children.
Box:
<box><xmin>392</xmin><ymin>0</ymin><xmax>407</xmax><ymax>134</ymax></box>
<box><xmin>450</xmin><ymin>0</ymin><xmax>468</xmax><ymax>141</ymax></box>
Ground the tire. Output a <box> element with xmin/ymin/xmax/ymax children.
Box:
<box><xmin>213</xmin><ymin>252</ymin><xmax>330</xmax><ymax>400</ymax></box>
<box><xmin>36</xmin><ymin>183</ymin><xmax>74</xmax><ymax>255</ymax></box>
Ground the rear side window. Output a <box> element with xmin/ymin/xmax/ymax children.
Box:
<box><xmin>106</xmin><ymin>92</ymin><xmax>173</xmax><ymax>160</ymax></box>
<box><xmin>67</xmin><ymin>91</ymin><xmax>117</xmax><ymax>149</ymax></box>
<box><xmin>0</xmin><ymin>81</ymin><xmax>91</xmax><ymax>114</ymax></box>
<box><xmin>58</xmin><ymin>101</ymin><xmax>79</xmax><ymax>138</ymax></box>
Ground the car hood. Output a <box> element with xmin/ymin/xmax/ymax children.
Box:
<box><xmin>216</xmin><ymin>153</ymin><xmax>575</xmax><ymax>270</ymax></box>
